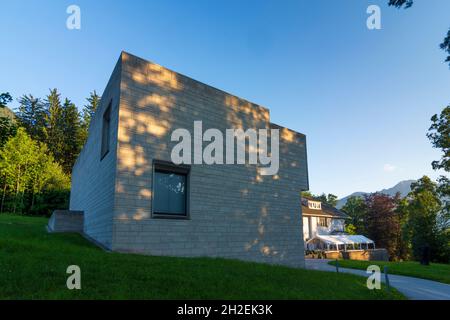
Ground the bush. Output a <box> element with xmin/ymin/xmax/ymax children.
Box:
<box><xmin>28</xmin><ymin>190</ymin><xmax>70</xmax><ymax>217</ymax></box>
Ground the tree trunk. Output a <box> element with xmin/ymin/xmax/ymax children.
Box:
<box><xmin>13</xmin><ymin>167</ymin><xmax>21</xmax><ymax>214</ymax></box>
<box><xmin>31</xmin><ymin>191</ymin><xmax>35</xmax><ymax>210</ymax></box>
<box><xmin>0</xmin><ymin>180</ymin><xmax>7</xmax><ymax>214</ymax></box>
<box><xmin>20</xmin><ymin>190</ymin><xmax>25</xmax><ymax>213</ymax></box>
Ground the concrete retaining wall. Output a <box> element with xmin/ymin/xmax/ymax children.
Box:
<box><xmin>325</xmin><ymin>249</ymin><xmax>389</xmax><ymax>261</ymax></box>
<box><xmin>47</xmin><ymin>210</ymin><xmax>84</xmax><ymax>233</ymax></box>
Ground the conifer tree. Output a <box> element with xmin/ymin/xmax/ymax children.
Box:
<box><xmin>61</xmin><ymin>98</ymin><xmax>82</xmax><ymax>174</ymax></box>
<box><xmin>80</xmin><ymin>91</ymin><xmax>100</xmax><ymax>144</ymax></box>
<box><xmin>44</xmin><ymin>89</ymin><xmax>65</xmax><ymax>161</ymax></box>
<box><xmin>16</xmin><ymin>94</ymin><xmax>47</xmax><ymax>142</ymax></box>
<box><xmin>0</xmin><ymin>92</ymin><xmax>12</xmax><ymax>108</ymax></box>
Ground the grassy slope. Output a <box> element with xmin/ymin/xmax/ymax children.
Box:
<box><xmin>329</xmin><ymin>260</ymin><xmax>450</xmax><ymax>285</ymax></box>
<box><xmin>0</xmin><ymin>214</ymin><xmax>403</xmax><ymax>300</ymax></box>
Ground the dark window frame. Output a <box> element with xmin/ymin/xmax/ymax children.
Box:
<box><xmin>100</xmin><ymin>101</ymin><xmax>112</xmax><ymax>160</ymax></box>
<box><xmin>151</xmin><ymin>160</ymin><xmax>190</xmax><ymax>220</ymax></box>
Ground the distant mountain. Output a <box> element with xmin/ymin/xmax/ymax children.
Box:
<box><xmin>336</xmin><ymin>180</ymin><xmax>416</xmax><ymax>209</ymax></box>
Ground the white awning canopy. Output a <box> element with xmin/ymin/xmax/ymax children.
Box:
<box><xmin>306</xmin><ymin>234</ymin><xmax>374</xmax><ymax>246</ymax></box>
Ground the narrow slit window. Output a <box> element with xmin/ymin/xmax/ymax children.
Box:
<box><xmin>101</xmin><ymin>103</ymin><xmax>111</xmax><ymax>160</ymax></box>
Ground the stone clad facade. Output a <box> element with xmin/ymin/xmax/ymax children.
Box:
<box><xmin>70</xmin><ymin>51</ymin><xmax>309</xmax><ymax>267</ymax></box>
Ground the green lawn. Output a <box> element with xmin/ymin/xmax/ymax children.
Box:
<box><xmin>0</xmin><ymin>214</ymin><xmax>404</xmax><ymax>300</ymax></box>
<box><xmin>328</xmin><ymin>259</ymin><xmax>450</xmax><ymax>285</ymax></box>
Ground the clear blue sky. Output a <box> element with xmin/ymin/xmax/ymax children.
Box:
<box><xmin>1</xmin><ymin>0</ymin><xmax>449</xmax><ymax>197</ymax></box>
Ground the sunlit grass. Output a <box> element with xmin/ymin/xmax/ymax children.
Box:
<box><xmin>329</xmin><ymin>259</ymin><xmax>450</xmax><ymax>284</ymax></box>
<box><xmin>0</xmin><ymin>214</ymin><xmax>403</xmax><ymax>300</ymax></box>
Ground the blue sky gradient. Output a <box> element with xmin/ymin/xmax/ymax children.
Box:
<box><xmin>1</xmin><ymin>0</ymin><xmax>449</xmax><ymax>197</ymax></box>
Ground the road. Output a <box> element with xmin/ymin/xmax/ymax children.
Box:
<box><xmin>305</xmin><ymin>259</ymin><xmax>450</xmax><ymax>300</ymax></box>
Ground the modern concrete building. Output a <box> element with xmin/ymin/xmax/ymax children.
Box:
<box><xmin>69</xmin><ymin>51</ymin><xmax>309</xmax><ymax>267</ymax></box>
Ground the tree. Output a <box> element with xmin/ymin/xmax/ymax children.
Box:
<box><xmin>395</xmin><ymin>197</ymin><xmax>412</xmax><ymax>260</ymax></box>
<box><xmin>436</xmin><ymin>176</ymin><xmax>450</xmax><ymax>229</ymax></box>
<box><xmin>60</xmin><ymin>98</ymin><xmax>82</xmax><ymax>174</ymax></box>
<box><xmin>301</xmin><ymin>191</ymin><xmax>314</xmax><ymax>198</ymax></box>
<box><xmin>82</xmin><ymin>91</ymin><xmax>100</xmax><ymax>129</ymax></box>
<box><xmin>388</xmin><ymin>0</ymin><xmax>413</xmax><ymax>9</ymax></box>
<box><xmin>0</xmin><ymin>92</ymin><xmax>17</xmax><ymax>147</ymax></box>
<box><xmin>390</xmin><ymin>0</ymin><xmax>450</xmax><ymax>260</ymax></box>
<box><xmin>80</xmin><ymin>91</ymin><xmax>100</xmax><ymax>145</ymax></box>
<box><xmin>0</xmin><ymin>92</ymin><xmax>12</xmax><ymax>108</ymax></box>
<box><xmin>427</xmin><ymin>106</ymin><xmax>450</xmax><ymax>236</ymax></box>
<box><xmin>0</xmin><ymin>128</ymin><xmax>69</xmax><ymax>215</ymax></box>
<box><xmin>406</xmin><ymin>176</ymin><xmax>449</xmax><ymax>263</ymax></box>
<box><xmin>427</xmin><ymin>106</ymin><xmax>450</xmax><ymax>172</ymax></box>
<box><xmin>345</xmin><ymin>224</ymin><xmax>357</xmax><ymax>235</ymax></box>
<box><xmin>440</xmin><ymin>29</ymin><xmax>450</xmax><ymax>66</ymax></box>
<box><xmin>365</xmin><ymin>193</ymin><xmax>402</xmax><ymax>260</ymax></box>
<box><xmin>0</xmin><ymin>127</ymin><xmax>40</xmax><ymax>213</ymax></box>
<box><xmin>313</xmin><ymin>193</ymin><xmax>338</xmax><ymax>207</ymax></box>
<box><xmin>16</xmin><ymin>94</ymin><xmax>47</xmax><ymax>142</ymax></box>
<box><xmin>326</xmin><ymin>194</ymin><xmax>338</xmax><ymax>207</ymax></box>
<box><xmin>301</xmin><ymin>192</ymin><xmax>339</xmax><ymax>207</ymax></box>
<box><xmin>14</xmin><ymin>91</ymin><xmax>86</xmax><ymax>174</ymax></box>
<box><xmin>0</xmin><ymin>117</ymin><xmax>16</xmax><ymax>147</ymax></box>
<box><xmin>44</xmin><ymin>89</ymin><xmax>65</xmax><ymax>161</ymax></box>
<box><xmin>315</xmin><ymin>193</ymin><xmax>327</xmax><ymax>204</ymax></box>
<box><xmin>341</xmin><ymin>196</ymin><xmax>367</xmax><ymax>235</ymax></box>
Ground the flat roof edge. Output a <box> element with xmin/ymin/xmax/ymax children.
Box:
<box><xmin>121</xmin><ymin>51</ymin><xmax>270</xmax><ymax>113</ymax></box>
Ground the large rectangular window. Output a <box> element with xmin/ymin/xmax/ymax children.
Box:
<box><xmin>101</xmin><ymin>103</ymin><xmax>111</xmax><ymax>160</ymax></box>
<box><xmin>152</xmin><ymin>162</ymin><xmax>189</xmax><ymax>218</ymax></box>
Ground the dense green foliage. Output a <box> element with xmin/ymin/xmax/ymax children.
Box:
<box><xmin>425</xmin><ymin>107</ymin><xmax>450</xmax><ymax>263</ymax></box>
<box><xmin>427</xmin><ymin>106</ymin><xmax>450</xmax><ymax>228</ymax></box>
<box><xmin>16</xmin><ymin>94</ymin><xmax>47</xmax><ymax>142</ymax></box>
<box><xmin>342</xmin><ymin>196</ymin><xmax>367</xmax><ymax>235</ymax></box>
<box><xmin>428</xmin><ymin>106</ymin><xmax>450</xmax><ymax>172</ymax></box>
<box><xmin>16</xmin><ymin>89</ymin><xmax>97</xmax><ymax>174</ymax></box>
<box><xmin>80</xmin><ymin>91</ymin><xmax>100</xmax><ymax>144</ymax></box>
<box><xmin>365</xmin><ymin>193</ymin><xmax>405</xmax><ymax>261</ymax></box>
<box><xmin>60</xmin><ymin>98</ymin><xmax>83</xmax><ymax>173</ymax></box>
<box><xmin>44</xmin><ymin>89</ymin><xmax>65</xmax><ymax>168</ymax></box>
<box><xmin>341</xmin><ymin>178</ymin><xmax>449</xmax><ymax>263</ymax></box>
<box><xmin>344</xmin><ymin>223</ymin><xmax>357</xmax><ymax>235</ymax></box>
<box><xmin>0</xmin><ymin>93</ymin><xmax>12</xmax><ymax>108</ymax></box>
<box><xmin>387</xmin><ymin>1</ymin><xmax>450</xmax><ymax>262</ymax></box>
<box><xmin>405</xmin><ymin>178</ymin><xmax>449</xmax><ymax>262</ymax></box>
<box><xmin>0</xmin><ymin>214</ymin><xmax>403</xmax><ymax>299</ymax></box>
<box><xmin>0</xmin><ymin>128</ymin><xmax>70</xmax><ymax>216</ymax></box>
<box><xmin>0</xmin><ymin>90</ymin><xmax>99</xmax><ymax>216</ymax></box>
<box><xmin>329</xmin><ymin>259</ymin><xmax>450</xmax><ymax>285</ymax></box>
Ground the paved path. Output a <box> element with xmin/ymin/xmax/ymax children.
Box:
<box><xmin>305</xmin><ymin>259</ymin><xmax>450</xmax><ymax>300</ymax></box>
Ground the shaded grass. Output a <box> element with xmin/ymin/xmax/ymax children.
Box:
<box><xmin>329</xmin><ymin>259</ymin><xmax>450</xmax><ymax>285</ymax></box>
<box><xmin>0</xmin><ymin>214</ymin><xmax>404</xmax><ymax>299</ymax></box>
